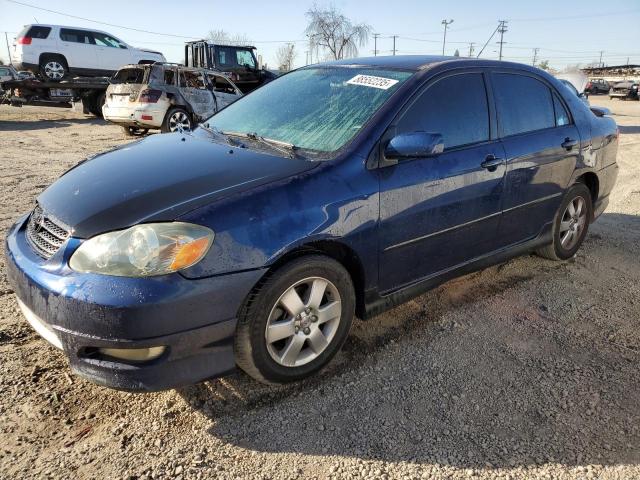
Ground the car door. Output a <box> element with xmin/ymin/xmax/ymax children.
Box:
<box><xmin>377</xmin><ymin>71</ymin><xmax>507</xmax><ymax>292</ymax></box>
<box><xmin>178</xmin><ymin>69</ymin><xmax>216</xmax><ymax>121</ymax></box>
<box><xmin>491</xmin><ymin>71</ymin><xmax>581</xmax><ymax>246</ymax></box>
<box><xmin>58</xmin><ymin>28</ymin><xmax>99</xmax><ymax>71</ymax></box>
<box><xmin>206</xmin><ymin>72</ymin><xmax>241</xmax><ymax>111</ymax></box>
<box><xmin>91</xmin><ymin>31</ymin><xmax>132</xmax><ymax>73</ymax></box>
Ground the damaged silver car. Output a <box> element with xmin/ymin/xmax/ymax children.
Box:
<box><xmin>102</xmin><ymin>62</ymin><xmax>242</xmax><ymax>135</ymax></box>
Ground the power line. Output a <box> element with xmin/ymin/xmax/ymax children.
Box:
<box><xmin>476</xmin><ymin>21</ymin><xmax>501</xmax><ymax>58</ymax></box>
<box><xmin>5</xmin><ymin>0</ymin><xmax>199</xmax><ymax>38</ymax></box>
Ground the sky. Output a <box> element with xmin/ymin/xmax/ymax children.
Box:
<box><xmin>1</xmin><ymin>0</ymin><xmax>639</xmax><ymax>70</ymax></box>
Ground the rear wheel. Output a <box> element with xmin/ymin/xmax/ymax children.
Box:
<box><xmin>39</xmin><ymin>55</ymin><xmax>68</xmax><ymax>81</ymax></box>
<box><xmin>122</xmin><ymin>126</ymin><xmax>149</xmax><ymax>137</ymax></box>
<box><xmin>235</xmin><ymin>255</ymin><xmax>355</xmax><ymax>384</ymax></box>
<box><xmin>161</xmin><ymin>107</ymin><xmax>192</xmax><ymax>133</ymax></box>
<box><xmin>536</xmin><ymin>183</ymin><xmax>592</xmax><ymax>261</ymax></box>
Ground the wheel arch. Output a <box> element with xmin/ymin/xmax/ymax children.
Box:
<box><xmin>575</xmin><ymin>171</ymin><xmax>599</xmax><ymax>205</ymax></box>
<box><xmin>266</xmin><ymin>240</ymin><xmax>367</xmax><ymax>318</ymax></box>
<box><xmin>39</xmin><ymin>52</ymin><xmax>68</xmax><ymax>66</ymax></box>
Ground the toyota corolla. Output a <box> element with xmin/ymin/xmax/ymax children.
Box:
<box><xmin>5</xmin><ymin>56</ymin><xmax>618</xmax><ymax>391</ymax></box>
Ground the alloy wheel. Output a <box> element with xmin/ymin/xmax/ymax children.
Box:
<box><xmin>168</xmin><ymin>111</ymin><xmax>191</xmax><ymax>132</ymax></box>
<box><xmin>44</xmin><ymin>61</ymin><xmax>64</xmax><ymax>80</ymax></box>
<box><xmin>265</xmin><ymin>277</ymin><xmax>342</xmax><ymax>367</ymax></box>
<box><xmin>559</xmin><ymin>196</ymin><xmax>587</xmax><ymax>250</ymax></box>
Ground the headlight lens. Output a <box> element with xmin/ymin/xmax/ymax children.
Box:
<box><xmin>69</xmin><ymin>222</ymin><xmax>214</xmax><ymax>277</ymax></box>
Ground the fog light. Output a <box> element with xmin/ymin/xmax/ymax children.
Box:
<box><xmin>98</xmin><ymin>346</ymin><xmax>165</xmax><ymax>362</ymax></box>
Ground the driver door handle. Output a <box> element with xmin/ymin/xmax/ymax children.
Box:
<box><xmin>481</xmin><ymin>154</ymin><xmax>503</xmax><ymax>171</ymax></box>
<box><xmin>561</xmin><ymin>137</ymin><xmax>578</xmax><ymax>150</ymax></box>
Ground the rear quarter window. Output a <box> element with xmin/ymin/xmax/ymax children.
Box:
<box><xmin>25</xmin><ymin>26</ymin><xmax>51</xmax><ymax>39</ymax></box>
<box><xmin>493</xmin><ymin>73</ymin><xmax>555</xmax><ymax>137</ymax></box>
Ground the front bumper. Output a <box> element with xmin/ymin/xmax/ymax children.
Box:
<box><xmin>5</xmin><ymin>216</ymin><xmax>265</xmax><ymax>391</ymax></box>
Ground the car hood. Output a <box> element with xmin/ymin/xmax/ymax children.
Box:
<box><xmin>37</xmin><ymin>132</ymin><xmax>316</xmax><ymax>238</ymax></box>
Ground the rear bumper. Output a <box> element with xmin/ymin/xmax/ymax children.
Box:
<box><xmin>5</xmin><ymin>216</ymin><xmax>265</xmax><ymax>391</ymax></box>
<box><xmin>102</xmin><ymin>102</ymin><xmax>166</xmax><ymax>129</ymax></box>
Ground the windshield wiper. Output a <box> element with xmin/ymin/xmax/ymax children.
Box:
<box><xmin>249</xmin><ymin>133</ymin><xmax>299</xmax><ymax>157</ymax></box>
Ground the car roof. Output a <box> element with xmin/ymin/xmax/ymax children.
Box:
<box><xmin>314</xmin><ymin>55</ymin><xmax>542</xmax><ymax>73</ymax></box>
<box><xmin>22</xmin><ymin>24</ymin><xmax>122</xmax><ymax>38</ymax></box>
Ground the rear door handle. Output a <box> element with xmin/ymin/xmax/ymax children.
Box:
<box><xmin>481</xmin><ymin>154</ymin><xmax>503</xmax><ymax>171</ymax></box>
<box><xmin>561</xmin><ymin>137</ymin><xmax>578</xmax><ymax>150</ymax></box>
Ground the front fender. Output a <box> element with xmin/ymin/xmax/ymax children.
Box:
<box><xmin>178</xmin><ymin>156</ymin><xmax>379</xmax><ymax>283</ymax></box>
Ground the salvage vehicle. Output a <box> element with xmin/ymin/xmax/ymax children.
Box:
<box><xmin>585</xmin><ymin>78</ymin><xmax>610</xmax><ymax>94</ymax></box>
<box><xmin>609</xmin><ymin>80</ymin><xmax>639</xmax><ymax>100</ymax></box>
<box><xmin>12</xmin><ymin>24</ymin><xmax>165</xmax><ymax>81</ymax></box>
<box><xmin>185</xmin><ymin>40</ymin><xmax>276</xmax><ymax>93</ymax></box>
<box><xmin>102</xmin><ymin>63</ymin><xmax>242</xmax><ymax>135</ymax></box>
<box><xmin>5</xmin><ymin>56</ymin><xmax>619</xmax><ymax>391</ymax></box>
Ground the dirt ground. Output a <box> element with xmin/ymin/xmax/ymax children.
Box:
<box><xmin>0</xmin><ymin>97</ymin><xmax>639</xmax><ymax>480</ymax></box>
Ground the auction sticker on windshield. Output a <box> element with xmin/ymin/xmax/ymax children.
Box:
<box><xmin>346</xmin><ymin>74</ymin><xmax>399</xmax><ymax>90</ymax></box>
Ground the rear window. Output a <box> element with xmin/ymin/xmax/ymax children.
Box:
<box><xmin>493</xmin><ymin>73</ymin><xmax>555</xmax><ymax>137</ymax></box>
<box><xmin>24</xmin><ymin>26</ymin><xmax>51</xmax><ymax>39</ymax></box>
<box><xmin>111</xmin><ymin>67</ymin><xmax>146</xmax><ymax>84</ymax></box>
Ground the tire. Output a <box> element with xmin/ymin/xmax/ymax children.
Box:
<box><xmin>88</xmin><ymin>92</ymin><xmax>105</xmax><ymax>118</ymax></box>
<box><xmin>161</xmin><ymin>107</ymin><xmax>192</xmax><ymax>133</ymax></box>
<box><xmin>536</xmin><ymin>183</ymin><xmax>592</xmax><ymax>261</ymax></box>
<box><xmin>39</xmin><ymin>55</ymin><xmax>68</xmax><ymax>81</ymax></box>
<box><xmin>235</xmin><ymin>255</ymin><xmax>355</xmax><ymax>384</ymax></box>
<box><xmin>122</xmin><ymin>126</ymin><xmax>149</xmax><ymax>137</ymax></box>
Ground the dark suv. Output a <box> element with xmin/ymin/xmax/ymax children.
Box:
<box><xmin>5</xmin><ymin>56</ymin><xmax>619</xmax><ymax>391</ymax></box>
<box><xmin>585</xmin><ymin>78</ymin><xmax>610</xmax><ymax>94</ymax></box>
<box><xmin>184</xmin><ymin>41</ymin><xmax>276</xmax><ymax>93</ymax></box>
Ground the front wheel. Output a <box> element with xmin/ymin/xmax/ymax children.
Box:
<box><xmin>235</xmin><ymin>255</ymin><xmax>355</xmax><ymax>384</ymax></box>
<box><xmin>536</xmin><ymin>183</ymin><xmax>592</xmax><ymax>261</ymax></box>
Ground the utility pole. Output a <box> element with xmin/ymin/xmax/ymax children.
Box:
<box><xmin>305</xmin><ymin>50</ymin><xmax>309</xmax><ymax>66</ymax></box>
<box><xmin>441</xmin><ymin>19</ymin><xmax>454</xmax><ymax>55</ymax></box>
<box><xmin>468</xmin><ymin>42</ymin><xmax>475</xmax><ymax>57</ymax></box>
<box><xmin>391</xmin><ymin>35</ymin><xmax>398</xmax><ymax>56</ymax></box>
<box><xmin>5</xmin><ymin>32</ymin><xmax>12</xmax><ymax>65</ymax></box>
<box><xmin>599</xmin><ymin>50</ymin><xmax>604</xmax><ymax>67</ymax></box>
<box><xmin>373</xmin><ymin>33</ymin><xmax>380</xmax><ymax>56</ymax></box>
<box><xmin>497</xmin><ymin>20</ymin><xmax>508</xmax><ymax>61</ymax></box>
<box><xmin>532</xmin><ymin>47</ymin><xmax>539</xmax><ymax>66</ymax></box>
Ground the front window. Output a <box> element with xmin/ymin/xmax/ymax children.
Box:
<box><xmin>92</xmin><ymin>32</ymin><xmax>127</xmax><ymax>49</ymax></box>
<box><xmin>216</xmin><ymin>47</ymin><xmax>256</xmax><ymax>69</ymax></box>
<box><xmin>206</xmin><ymin>67</ymin><xmax>412</xmax><ymax>154</ymax></box>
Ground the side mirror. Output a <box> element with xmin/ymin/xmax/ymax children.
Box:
<box><xmin>384</xmin><ymin>132</ymin><xmax>444</xmax><ymax>163</ymax></box>
<box><xmin>589</xmin><ymin>106</ymin><xmax>611</xmax><ymax>117</ymax></box>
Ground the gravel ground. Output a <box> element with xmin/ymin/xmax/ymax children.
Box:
<box><xmin>0</xmin><ymin>97</ymin><xmax>639</xmax><ymax>480</ymax></box>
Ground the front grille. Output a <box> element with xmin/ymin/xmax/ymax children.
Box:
<box><xmin>25</xmin><ymin>205</ymin><xmax>70</xmax><ymax>259</ymax></box>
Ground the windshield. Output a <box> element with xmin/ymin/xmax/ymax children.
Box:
<box><xmin>205</xmin><ymin>67</ymin><xmax>413</xmax><ymax>154</ymax></box>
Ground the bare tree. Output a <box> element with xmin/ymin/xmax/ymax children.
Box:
<box><xmin>305</xmin><ymin>5</ymin><xmax>371</xmax><ymax>60</ymax></box>
<box><xmin>276</xmin><ymin>43</ymin><xmax>296</xmax><ymax>71</ymax></box>
<box><xmin>207</xmin><ymin>29</ymin><xmax>251</xmax><ymax>46</ymax></box>
<box><xmin>538</xmin><ymin>60</ymin><xmax>550</xmax><ymax>71</ymax></box>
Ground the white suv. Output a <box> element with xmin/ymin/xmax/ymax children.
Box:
<box><xmin>12</xmin><ymin>24</ymin><xmax>166</xmax><ymax>80</ymax></box>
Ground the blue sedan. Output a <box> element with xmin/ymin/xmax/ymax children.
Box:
<box><xmin>5</xmin><ymin>56</ymin><xmax>619</xmax><ymax>390</ymax></box>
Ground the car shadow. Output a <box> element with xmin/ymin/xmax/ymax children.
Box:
<box><xmin>618</xmin><ymin>125</ymin><xmax>640</xmax><ymax>135</ymax></box>
<box><xmin>176</xmin><ymin>212</ymin><xmax>640</xmax><ymax>470</ymax></box>
<box><xmin>0</xmin><ymin>117</ymin><xmax>107</xmax><ymax>131</ymax></box>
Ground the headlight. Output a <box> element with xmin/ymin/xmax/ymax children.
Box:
<box><xmin>69</xmin><ymin>222</ymin><xmax>214</xmax><ymax>277</ymax></box>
